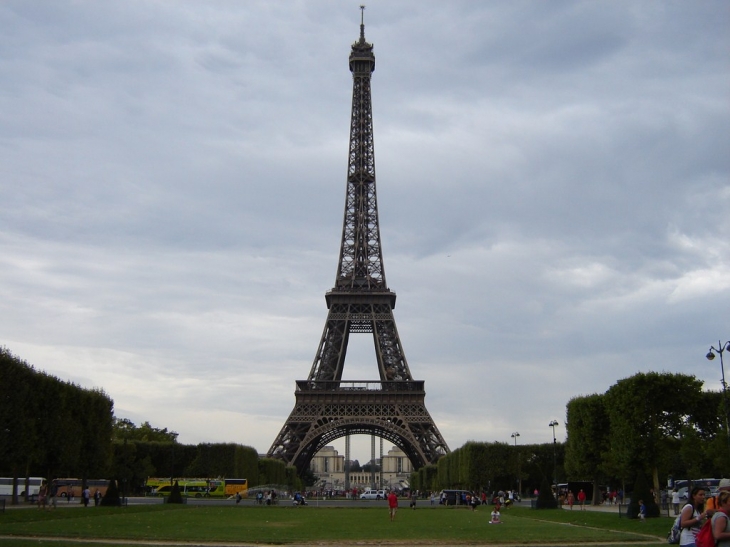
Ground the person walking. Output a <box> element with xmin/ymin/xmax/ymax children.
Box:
<box><xmin>48</xmin><ymin>481</ymin><xmax>57</xmax><ymax>510</ymax></box>
<box><xmin>82</xmin><ymin>486</ymin><xmax>91</xmax><ymax>507</ymax></box>
<box><xmin>387</xmin><ymin>490</ymin><xmax>398</xmax><ymax>522</ymax></box>
<box><xmin>567</xmin><ymin>490</ymin><xmax>575</xmax><ymax>510</ymax></box>
<box><xmin>577</xmin><ymin>489</ymin><xmax>586</xmax><ymax>510</ymax></box>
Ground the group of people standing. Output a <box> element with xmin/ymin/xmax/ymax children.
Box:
<box><xmin>676</xmin><ymin>482</ymin><xmax>730</xmax><ymax>547</ymax></box>
<box><xmin>36</xmin><ymin>481</ymin><xmax>103</xmax><ymax>510</ymax></box>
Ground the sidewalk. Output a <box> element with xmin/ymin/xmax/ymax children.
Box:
<box><xmin>560</xmin><ymin>502</ymin><xmax>623</xmax><ymax>513</ymax></box>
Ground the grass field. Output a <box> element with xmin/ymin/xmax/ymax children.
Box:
<box><xmin>0</xmin><ymin>504</ymin><xmax>670</xmax><ymax>546</ymax></box>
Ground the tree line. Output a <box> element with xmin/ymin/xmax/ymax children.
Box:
<box><xmin>0</xmin><ymin>347</ymin><xmax>113</xmax><ymax>503</ymax></box>
<box><xmin>412</xmin><ymin>372</ymin><xmax>728</xmax><ymax>500</ymax></box>
<box><xmin>0</xmin><ymin>348</ymin><xmax>301</xmax><ymax>504</ymax></box>
<box><xmin>5</xmin><ymin>347</ymin><xmax>727</xmax><ymax>505</ymax></box>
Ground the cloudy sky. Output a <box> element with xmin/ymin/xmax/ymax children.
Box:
<box><xmin>2</xmin><ymin>1</ymin><xmax>728</xmax><ymax>462</ymax></box>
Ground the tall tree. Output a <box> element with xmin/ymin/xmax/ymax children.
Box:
<box><xmin>604</xmin><ymin>372</ymin><xmax>704</xmax><ymax>494</ymax></box>
<box><xmin>565</xmin><ymin>394</ymin><xmax>610</xmax><ymax>503</ymax></box>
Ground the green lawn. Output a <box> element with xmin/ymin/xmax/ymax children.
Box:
<box><xmin>0</xmin><ymin>504</ymin><xmax>670</xmax><ymax>545</ymax></box>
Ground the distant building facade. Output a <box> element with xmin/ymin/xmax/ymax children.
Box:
<box><xmin>310</xmin><ymin>444</ymin><xmax>412</xmax><ymax>491</ymax></box>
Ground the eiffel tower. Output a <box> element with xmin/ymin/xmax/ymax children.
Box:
<box><xmin>267</xmin><ymin>9</ymin><xmax>449</xmax><ymax>475</ymax></box>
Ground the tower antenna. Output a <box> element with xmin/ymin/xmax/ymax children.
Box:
<box><xmin>360</xmin><ymin>5</ymin><xmax>366</xmax><ymax>40</ymax></box>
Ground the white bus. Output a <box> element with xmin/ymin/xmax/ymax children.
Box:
<box><xmin>0</xmin><ymin>477</ymin><xmax>46</xmax><ymax>497</ymax></box>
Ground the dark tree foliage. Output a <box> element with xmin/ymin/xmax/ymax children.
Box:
<box><xmin>604</xmin><ymin>372</ymin><xmax>706</xmax><ymax>493</ymax></box>
<box><xmin>100</xmin><ymin>479</ymin><xmax>120</xmax><ymax>506</ymax></box>
<box><xmin>0</xmin><ymin>348</ymin><xmax>114</xmax><ymax>504</ymax></box>
<box><xmin>257</xmin><ymin>458</ymin><xmax>288</xmax><ymax>486</ymax></box>
<box><xmin>411</xmin><ymin>464</ymin><xmax>438</xmax><ymax>493</ymax></box>
<box><xmin>167</xmin><ymin>480</ymin><xmax>184</xmax><ymax>504</ymax></box>
<box><xmin>300</xmin><ymin>467</ymin><xmax>318</xmax><ymax>488</ymax></box>
<box><xmin>535</xmin><ymin>477</ymin><xmax>558</xmax><ymax>509</ymax></box>
<box><xmin>565</xmin><ymin>394</ymin><xmax>611</xmax><ymax>504</ymax></box>
<box><xmin>113</xmin><ymin>418</ymin><xmax>178</xmax><ymax>443</ymax></box>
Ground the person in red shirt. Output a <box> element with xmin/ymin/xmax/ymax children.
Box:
<box><xmin>577</xmin><ymin>489</ymin><xmax>587</xmax><ymax>510</ymax></box>
<box><xmin>388</xmin><ymin>491</ymin><xmax>399</xmax><ymax>521</ymax></box>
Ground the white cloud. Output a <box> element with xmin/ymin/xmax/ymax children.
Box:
<box><xmin>1</xmin><ymin>0</ymin><xmax>728</xmax><ymax>461</ymax></box>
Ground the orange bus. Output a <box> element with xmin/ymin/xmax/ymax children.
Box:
<box><xmin>54</xmin><ymin>478</ymin><xmax>110</xmax><ymax>498</ymax></box>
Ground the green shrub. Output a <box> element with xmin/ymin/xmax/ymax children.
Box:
<box><xmin>167</xmin><ymin>480</ymin><xmax>184</xmax><ymax>504</ymax></box>
<box><xmin>100</xmin><ymin>479</ymin><xmax>120</xmax><ymax>506</ymax></box>
<box><xmin>535</xmin><ymin>477</ymin><xmax>558</xmax><ymax>509</ymax></box>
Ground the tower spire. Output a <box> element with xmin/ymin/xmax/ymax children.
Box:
<box><xmin>360</xmin><ymin>5</ymin><xmax>366</xmax><ymax>41</ymax></box>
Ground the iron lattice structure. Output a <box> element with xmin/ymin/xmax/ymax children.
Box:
<box><xmin>267</xmin><ymin>14</ymin><xmax>449</xmax><ymax>475</ymax></box>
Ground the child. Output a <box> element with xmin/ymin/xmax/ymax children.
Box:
<box><xmin>489</xmin><ymin>508</ymin><xmax>502</xmax><ymax>524</ymax></box>
<box><xmin>638</xmin><ymin>499</ymin><xmax>646</xmax><ymax>521</ymax></box>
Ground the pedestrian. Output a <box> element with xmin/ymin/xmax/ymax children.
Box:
<box><xmin>82</xmin><ymin>486</ymin><xmax>91</xmax><ymax>507</ymax></box>
<box><xmin>711</xmin><ymin>490</ymin><xmax>730</xmax><ymax>546</ymax></box>
<box><xmin>578</xmin><ymin>489</ymin><xmax>586</xmax><ymax>510</ymax></box>
<box><xmin>235</xmin><ymin>491</ymin><xmax>241</xmax><ymax>504</ymax></box>
<box><xmin>37</xmin><ymin>481</ymin><xmax>47</xmax><ymax>510</ymax></box>
<box><xmin>387</xmin><ymin>490</ymin><xmax>398</xmax><ymax>522</ymax></box>
<box><xmin>672</xmin><ymin>489</ymin><xmax>681</xmax><ymax>515</ymax></box>
<box><xmin>638</xmin><ymin>500</ymin><xmax>646</xmax><ymax>521</ymax></box>
<box><xmin>489</xmin><ymin>507</ymin><xmax>502</xmax><ymax>524</ymax></box>
<box><xmin>49</xmin><ymin>481</ymin><xmax>57</xmax><ymax>510</ymax></box>
<box><xmin>679</xmin><ymin>487</ymin><xmax>714</xmax><ymax>547</ymax></box>
<box><xmin>409</xmin><ymin>490</ymin><xmax>417</xmax><ymax>510</ymax></box>
<box><xmin>94</xmin><ymin>489</ymin><xmax>101</xmax><ymax>506</ymax></box>
<box><xmin>567</xmin><ymin>490</ymin><xmax>575</xmax><ymax>510</ymax></box>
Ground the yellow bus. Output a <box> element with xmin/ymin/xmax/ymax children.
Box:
<box><xmin>145</xmin><ymin>478</ymin><xmax>247</xmax><ymax>498</ymax></box>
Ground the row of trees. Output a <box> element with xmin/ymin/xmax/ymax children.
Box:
<box><xmin>565</xmin><ymin>371</ymin><xmax>728</xmax><ymax>501</ymax></box>
<box><xmin>410</xmin><ymin>440</ymin><xmax>564</xmax><ymax>496</ymax></box>
<box><xmin>411</xmin><ymin>372</ymin><xmax>728</xmax><ymax>503</ymax></box>
<box><xmin>0</xmin><ymin>347</ymin><xmax>113</xmax><ymax>502</ymax></box>
<box><xmin>0</xmin><ymin>349</ymin><xmax>303</xmax><ymax>503</ymax></box>
<box><xmin>110</xmin><ymin>420</ymin><xmax>303</xmax><ymax>494</ymax></box>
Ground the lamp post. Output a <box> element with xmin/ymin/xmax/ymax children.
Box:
<box><xmin>549</xmin><ymin>420</ymin><xmax>559</xmax><ymax>498</ymax></box>
<box><xmin>511</xmin><ymin>432</ymin><xmax>521</xmax><ymax>498</ymax></box>
<box><xmin>706</xmin><ymin>340</ymin><xmax>730</xmax><ymax>449</ymax></box>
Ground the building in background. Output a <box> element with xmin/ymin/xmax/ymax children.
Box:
<box><xmin>310</xmin><ymin>445</ymin><xmax>412</xmax><ymax>492</ymax></box>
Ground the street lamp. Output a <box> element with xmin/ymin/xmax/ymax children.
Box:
<box><xmin>549</xmin><ymin>420</ymin><xmax>559</xmax><ymax>498</ymax></box>
<box><xmin>511</xmin><ymin>432</ymin><xmax>521</xmax><ymax>497</ymax></box>
<box><xmin>706</xmin><ymin>339</ymin><xmax>730</xmax><ymax>449</ymax></box>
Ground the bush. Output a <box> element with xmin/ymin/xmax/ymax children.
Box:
<box><xmin>535</xmin><ymin>477</ymin><xmax>558</xmax><ymax>509</ymax></box>
<box><xmin>100</xmin><ymin>479</ymin><xmax>120</xmax><ymax>506</ymax></box>
<box><xmin>168</xmin><ymin>480</ymin><xmax>184</xmax><ymax>504</ymax></box>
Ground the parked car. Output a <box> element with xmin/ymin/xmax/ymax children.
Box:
<box><xmin>360</xmin><ymin>489</ymin><xmax>386</xmax><ymax>500</ymax></box>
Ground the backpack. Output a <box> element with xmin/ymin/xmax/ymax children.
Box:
<box><xmin>667</xmin><ymin>514</ymin><xmax>681</xmax><ymax>544</ymax></box>
<box><xmin>668</xmin><ymin>504</ymin><xmax>696</xmax><ymax>545</ymax></box>
<box><xmin>694</xmin><ymin>516</ymin><xmax>715</xmax><ymax>547</ymax></box>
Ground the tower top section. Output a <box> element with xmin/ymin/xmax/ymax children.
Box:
<box><xmin>350</xmin><ymin>5</ymin><xmax>374</xmax><ymax>74</ymax></box>
<box><xmin>333</xmin><ymin>7</ymin><xmax>386</xmax><ymax>293</ymax></box>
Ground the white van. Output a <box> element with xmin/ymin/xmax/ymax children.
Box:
<box><xmin>360</xmin><ymin>488</ymin><xmax>386</xmax><ymax>500</ymax></box>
